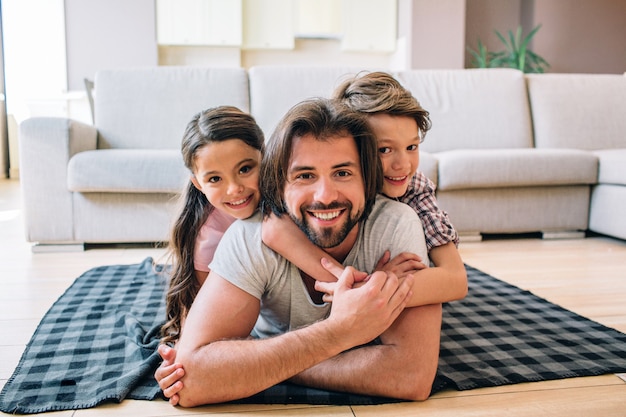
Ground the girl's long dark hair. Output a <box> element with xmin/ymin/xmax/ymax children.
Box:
<box><xmin>161</xmin><ymin>106</ymin><xmax>264</xmax><ymax>344</ymax></box>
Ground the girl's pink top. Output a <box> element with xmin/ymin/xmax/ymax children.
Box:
<box><xmin>193</xmin><ymin>209</ymin><xmax>236</xmax><ymax>272</ymax></box>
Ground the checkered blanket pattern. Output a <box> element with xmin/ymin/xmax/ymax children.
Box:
<box><xmin>0</xmin><ymin>258</ymin><xmax>167</xmax><ymax>414</ymax></box>
<box><xmin>1</xmin><ymin>259</ymin><xmax>626</xmax><ymax>413</ymax></box>
<box><xmin>432</xmin><ymin>265</ymin><xmax>626</xmax><ymax>392</ymax></box>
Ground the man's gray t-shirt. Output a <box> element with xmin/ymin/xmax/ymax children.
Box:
<box><xmin>209</xmin><ymin>196</ymin><xmax>428</xmax><ymax>339</ymax></box>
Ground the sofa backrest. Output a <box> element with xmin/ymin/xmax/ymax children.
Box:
<box><xmin>94</xmin><ymin>67</ymin><xmax>250</xmax><ymax>149</ymax></box>
<box><xmin>248</xmin><ymin>65</ymin><xmax>375</xmax><ymax>138</ymax></box>
<box><xmin>527</xmin><ymin>73</ymin><xmax>626</xmax><ymax>150</ymax></box>
<box><xmin>393</xmin><ymin>69</ymin><xmax>534</xmax><ymax>153</ymax></box>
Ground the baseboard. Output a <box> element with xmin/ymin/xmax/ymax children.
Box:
<box><xmin>459</xmin><ymin>233</ymin><xmax>483</xmax><ymax>243</ymax></box>
<box><xmin>31</xmin><ymin>243</ymin><xmax>85</xmax><ymax>253</ymax></box>
<box><xmin>541</xmin><ymin>231</ymin><xmax>586</xmax><ymax>240</ymax></box>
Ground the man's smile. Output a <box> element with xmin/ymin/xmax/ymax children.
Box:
<box><xmin>308</xmin><ymin>209</ymin><xmax>344</xmax><ymax>221</ymax></box>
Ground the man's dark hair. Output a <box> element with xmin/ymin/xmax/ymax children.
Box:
<box><xmin>261</xmin><ymin>98</ymin><xmax>382</xmax><ymax>220</ymax></box>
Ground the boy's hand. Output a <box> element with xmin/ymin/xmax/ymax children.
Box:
<box><xmin>375</xmin><ymin>250</ymin><xmax>427</xmax><ymax>278</ymax></box>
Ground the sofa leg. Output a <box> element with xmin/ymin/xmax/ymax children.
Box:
<box><xmin>541</xmin><ymin>231</ymin><xmax>586</xmax><ymax>240</ymax></box>
<box><xmin>31</xmin><ymin>243</ymin><xmax>85</xmax><ymax>253</ymax></box>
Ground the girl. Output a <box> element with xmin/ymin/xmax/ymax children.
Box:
<box><xmin>161</xmin><ymin>106</ymin><xmax>265</xmax><ymax>345</ymax></box>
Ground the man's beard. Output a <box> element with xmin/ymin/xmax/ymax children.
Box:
<box><xmin>289</xmin><ymin>201</ymin><xmax>363</xmax><ymax>248</ymax></box>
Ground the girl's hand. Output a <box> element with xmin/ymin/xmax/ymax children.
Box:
<box><xmin>375</xmin><ymin>250</ymin><xmax>427</xmax><ymax>278</ymax></box>
<box><xmin>154</xmin><ymin>344</ymin><xmax>185</xmax><ymax>406</ymax></box>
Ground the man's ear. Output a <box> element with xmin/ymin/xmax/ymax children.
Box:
<box><xmin>190</xmin><ymin>175</ymin><xmax>202</xmax><ymax>191</ymax></box>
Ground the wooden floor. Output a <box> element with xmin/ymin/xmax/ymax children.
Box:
<box><xmin>1</xmin><ymin>176</ymin><xmax>625</xmax><ymax>416</ymax></box>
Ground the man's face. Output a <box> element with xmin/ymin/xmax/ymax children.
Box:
<box><xmin>284</xmin><ymin>133</ymin><xmax>366</xmax><ymax>249</ymax></box>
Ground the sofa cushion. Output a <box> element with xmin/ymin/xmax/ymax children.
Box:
<box><xmin>419</xmin><ymin>151</ymin><xmax>437</xmax><ymax>185</ymax></box>
<box><xmin>249</xmin><ymin>65</ymin><xmax>375</xmax><ymax>137</ymax></box>
<box><xmin>95</xmin><ymin>67</ymin><xmax>250</xmax><ymax>150</ymax></box>
<box><xmin>593</xmin><ymin>149</ymin><xmax>626</xmax><ymax>186</ymax></box>
<box><xmin>527</xmin><ymin>74</ymin><xmax>626</xmax><ymax>150</ymax></box>
<box><xmin>393</xmin><ymin>69</ymin><xmax>534</xmax><ymax>153</ymax></box>
<box><xmin>67</xmin><ymin>149</ymin><xmax>189</xmax><ymax>193</ymax></box>
<box><xmin>436</xmin><ymin>148</ymin><xmax>598</xmax><ymax>191</ymax></box>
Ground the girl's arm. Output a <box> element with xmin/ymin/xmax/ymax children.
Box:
<box><xmin>263</xmin><ymin>213</ymin><xmax>430</xmax><ymax>291</ymax></box>
<box><xmin>195</xmin><ymin>270</ymin><xmax>209</xmax><ymax>286</ymax></box>
<box><xmin>262</xmin><ymin>213</ymin><xmax>339</xmax><ymax>283</ymax></box>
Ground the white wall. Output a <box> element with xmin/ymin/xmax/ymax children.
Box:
<box><xmin>409</xmin><ymin>0</ymin><xmax>467</xmax><ymax>69</ymax></box>
<box><xmin>64</xmin><ymin>0</ymin><xmax>158</xmax><ymax>91</ymax></box>
<box><xmin>1</xmin><ymin>0</ymin><xmax>67</xmax><ymax>177</ymax></box>
<box><xmin>2</xmin><ymin>0</ymin><xmax>67</xmax><ymax>123</ymax></box>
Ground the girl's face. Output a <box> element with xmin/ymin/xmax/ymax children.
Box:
<box><xmin>191</xmin><ymin>139</ymin><xmax>261</xmax><ymax>219</ymax></box>
<box><xmin>367</xmin><ymin>114</ymin><xmax>420</xmax><ymax>198</ymax></box>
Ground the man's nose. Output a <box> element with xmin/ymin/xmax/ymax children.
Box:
<box><xmin>314</xmin><ymin>176</ymin><xmax>338</xmax><ymax>203</ymax></box>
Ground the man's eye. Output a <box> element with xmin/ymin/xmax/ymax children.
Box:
<box><xmin>296</xmin><ymin>173</ymin><xmax>313</xmax><ymax>180</ymax></box>
<box><xmin>336</xmin><ymin>170</ymin><xmax>351</xmax><ymax>177</ymax></box>
<box><xmin>407</xmin><ymin>144</ymin><xmax>418</xmax><ymax>151</ymax></box>
<box><xmin>379</xmin><ymin>147</ymin><xmax>391</xmax><ymax>154</ymax></box>
<box><xmin>208</xmin><ymin>176</ymin><xmax>221</xmax><ymax>183</ymax></box>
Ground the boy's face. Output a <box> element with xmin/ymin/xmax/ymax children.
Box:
<box><xmin>283</xmin><ymin>133</ymin><xmax>365</xmax><ymax>250</ymax></box>
<box><xmin>367</xmin><ymin>114</ymin><xmax>421</xmax><ymax>198</ymax></box>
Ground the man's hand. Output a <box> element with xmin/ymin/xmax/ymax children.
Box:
<box><xmin>154</xmin><ymin>344</ymin><xmax>185</xmax><ymax>406</ymax></box>
<box><xmin>314</xmin><ymin>258</ymin><xmax>365</xmax><ymax>303</ymax></box>
<box><xmin>315</xmin><ymin>254</ymin><xmax>424</xmax><ymax>303</ymax></box>
<box><xmin>324</xmin><ymin>261</ymin><xmax>413</xmax><ymax>348</ymax></box>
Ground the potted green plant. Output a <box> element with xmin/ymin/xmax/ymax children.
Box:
<box><xmin>467</xmin><ymin>25</ymin><xmax>550</xmax><ymax>73</ymax></box>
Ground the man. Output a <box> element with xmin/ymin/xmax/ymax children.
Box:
<box><xmin>161</xmin><ymin>98</ymin><xmax>442</xmax><ymax>407</ymax></box>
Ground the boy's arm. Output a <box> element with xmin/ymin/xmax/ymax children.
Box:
<box><xmin>407</xmin><ymin>242</ymin><xmax>467</xmax><ymax>305</ymax></box>
<box><xmin>262</xmin><ymin>213</ymin><xmax>339</xmax><ymax>282</ymax></box>
<box><xmin>372</xmin><ymin>199</ymin><xmax>466</xmax><ymax>306</ymax></box>
<box><xmin>406</xmin><ymin>172</ymin><xmax>467</xmax><ymax>304</ymax></box>
<box><xmin>316</xmin><ymin>246</ymin><xmax>465</xmax><ymax>307</ymax></box>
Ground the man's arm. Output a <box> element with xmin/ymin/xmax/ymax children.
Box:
<box><xmin>174</xmin><ymin>266</ymin><xmax>413</xmax><ymax>407</ymax></box>
<box><xmin>295</xmin><ymin>200</ymin><xmax>443</xmax><ymax>400</ymax></box>
<box><xmin>290</xmin><ymin>303</ymin><xmax>442</xmax><ymax>401</ymax></box>
<box><xmin>305</xmin><ymin>260</ymin><xmax>441</xmax><ymax>400</ymax></box>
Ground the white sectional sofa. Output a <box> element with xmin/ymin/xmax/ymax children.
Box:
<box><xmin>18</xmin><ymin>66</ymin><xmax>626</xmax><ymax>249</ymax></box>
<box><xmin>19</xmin><ymin>67</ymin><xmax>250</xmax><ymax>248</ymax></box>
<box><xmin>527</xmin><ymin>73</ymin><xmax>626</xmax><ymax>240</ymax></box>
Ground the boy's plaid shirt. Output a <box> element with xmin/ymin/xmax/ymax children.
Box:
<box><xmin>399</xmin><ymin>171</ymin><xmax>459</xmax><ymax>251</ymax></box>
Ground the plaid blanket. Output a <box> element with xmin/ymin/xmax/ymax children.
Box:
<box><xmin>1</xmin><ymin>258</ymin><xmax>626</xmax><ymax>413</ymax></box>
